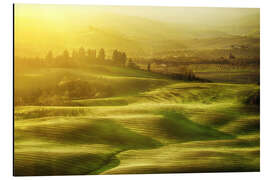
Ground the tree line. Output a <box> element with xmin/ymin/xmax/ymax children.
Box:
<box><xmin>15</xmin><ymin>47</ymin><xmax>140</xmax><ymax>70</ymax></box>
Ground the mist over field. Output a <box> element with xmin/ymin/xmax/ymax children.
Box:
<box><xmin>14</xmin><ymin>4</ymin><xmax>260</xmax><ymax>176</ymax></box>
<box><xmin>15</xmin><ymin>5</ymin><xmax>259</xmax><ymax>57</ymax></box>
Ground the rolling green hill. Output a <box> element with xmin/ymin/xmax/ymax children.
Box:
<box><xmin>14</xmin><ymin>65</ymin><xmax>260</xmax><ymax>175</ymax></box>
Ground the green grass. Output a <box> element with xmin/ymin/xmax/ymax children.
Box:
<box><xmin>15</xmin><ymin>117</ymin><xmax>161</xmax><ymax>149</ymax></box>
<box><xmin>70</xmin><ymin>97</ymin><xmax>129</xmax><ymax>106</ymax></box>
<box><xmin>159</xmin><ymin>110</ymin><xmax>234</xmax><ymax>141</ymax></box>
<box><xmin>15</xmin><ymin>144</ymin><xmax>122</xmax><ymax>176</ymax></box>
<box><xmin>15</xmin><ymin>66</ymin><xmax>172</xmax><ymax>106</ymax></box>
<box><xmin>14</xmin><ymin>65</ymin><xmax>260</xmax><ymax>176</ymax></box>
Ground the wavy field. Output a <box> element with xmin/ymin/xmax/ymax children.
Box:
<box><xmin>14</xmin><ymin>66</ymin><xmax>260</xmax><ymax>176</ymax></box>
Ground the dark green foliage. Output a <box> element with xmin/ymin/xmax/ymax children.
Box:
<box><xmin>245</xmin><ymin>90</ymin><xmax>260</xmax><ymax>106</ymax></box>
<box><xmin>159</xmin><ymin>110</ymin><xmax>234</xmax><ymax>141</ymax></box>
<box><xmin>112</xmin><ymin>49</ymin><xmax>127</xmax><ymax>67</ymax></box>
<box><xmin>127</xmin><ymin>58</ymin><xmax>140</xmax><ymax>69</ymax></box>
<box><xmin>98</xmin><ymin>48</ymin><xmax>105</xmax><ymax>61</ymax></box>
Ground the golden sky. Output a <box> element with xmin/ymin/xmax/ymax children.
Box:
<box><xmin>15</xmin><ymin>4</ymin><xmax>259</xmax><ymax>58</ymax></box>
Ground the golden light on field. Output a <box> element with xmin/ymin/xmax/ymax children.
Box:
<box><xmin>14</xmin><ymin>4</ymin><xmax>260</xmax><ymax>176</ymax></box>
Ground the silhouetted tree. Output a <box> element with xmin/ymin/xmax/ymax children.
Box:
<box><xmin>127</xmin><ymin>58</ymin><xmax>139</xmax><ymax>69</ymax></box>
<box><xmin>121</xmin><ymin>52</ymin><xmax>127</xmax><ymax>67</ymax></box>
<box><xmin>87</xmin><ymin>49</ymin><xmax>96</xmax><ymax>61</ymax></box>
<box><xmin>72</xmin><ymin>49</ymin><xmax>78</xmax><ymax>60</ymax></box>
<box><xmin>45</xmin><ymin>50</ymin><xmax>53</xmax><ymax>61</ymax></box>
<box><xmin>112</xmin><ymin>50</ymin><xmax>127</xmax><ymax>66</ymax></box>
<box><xmin>78</xmin><ymin>47</ymin><xmax>86</xmax><ymax>60</ymax></box>
<box><xmin>112</xmin><ymin>49</ymin><xmax>119</xmax><ymax>62</ymax></box>
<box><xmin>63</xmin><ymin>49</ymin><xmax>70</xmax><ymax>60</ymax></box>
<box><xmin>98</xmin><ymin>48</ymin><xmax>105</xmax><ymax>61</ymax></box>
<box><xmin>147</xmin><ymin>63</ymin><xmax>151</xmax><ymax>72</ymax></box>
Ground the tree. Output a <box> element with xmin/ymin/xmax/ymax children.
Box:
<box><xmin>121</xmin><ymin>52</ymin><xmax>127</xmax><ymax>67</ymax></box>
<box><xmin>87</xmin><ymin>49</ymin><xmax>96</xmax><ymax>61</ymax></box>
<box><xmin>45</xmin><ymin>50</ymin><xmax>53</xmax><ymax>66</ymax></box>
<box><xmin>62</xmin><ymin>49</ymin><xmax>70</xmax><ymax>60</ymax></box>
<box><xmin>147</xmin><ymin>63</ymin><xmax>151</xmax><ymax>72</ymax></box>
<box><xmin>127</xmin><ymin>58</ymin><xmax>138</xmax><ymax>69</ymax></box>
<box><xmin>98</xmin><ymin>48</ymin><xmax>105</xmax><ymax>61</ymax></box>
<box><xmin>45</xmin><ymin>50</ymin><xmax>53</xmax><ymax>61</ymax></box>
<box><xmin>112</xmin><ymin>50</ymin><xmax>127</xmax><ymax>66</ymax></box>
<box><xmin>72</xmin><ymin>49</ymin><xmax>78</xmax><ymax>60</ymax></box>
<box><xmin>78</xmin><ymin>47</ymin><xmax>86</xmax><ymax>60</ymax></box>
<box><xmin>112</xmin><ymin>49</ymin><xmax>118</xmax><ymax>62</ymax></box>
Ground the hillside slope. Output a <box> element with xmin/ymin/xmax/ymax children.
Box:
<box><xmin>14</xmin><ymin>66</ymin><xmax>260</xmax><ymax>175</ymax></box>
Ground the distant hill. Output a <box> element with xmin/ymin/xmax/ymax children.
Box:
<box><xmin>15</xmin><ymin>6</ymin><xmax>259</xmax><ymax>58</ymax></box>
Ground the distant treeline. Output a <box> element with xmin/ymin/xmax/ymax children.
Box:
<box><xmin>15</xmin><ymin>47</ymin><xmax>141</xmax><ymax>70</ymax></box>
<box><xmin>15</xmin><ymin>47</ymin><xmax>217</xmax><ymax>83</ymax></box>
<box><xmin>14</xmin><ymin>47</ymin><xmax>208</xmax><ymax>106</ymax></box>
<box><xmin>153</xmin><ymin>46</ymin><xmax>260</xmax><ymax>60</ymax></box>
<box><xmin>15</xmin><ymin>47</ymin><xmax>259</xmax><ymax>73</ymax></box>
<box><xmin>135</xmin><ymin>56</ymin><xmax>260</xmax><ymax>67</ymax></box>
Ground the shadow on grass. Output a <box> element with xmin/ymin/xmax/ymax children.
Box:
<box><xmin>14</xmin><ymin>118</ymin><xmax>163</xmax><ymax>176</ymax></box>
<box><xmin>15</xmin><ymin>118</ymin><xmax>162</xmax><ymax>149</ymax></box>
<box><xmin>159</xmin><ymin>110</ymin><xmax>234</xmax><ymax>142</ymax></box>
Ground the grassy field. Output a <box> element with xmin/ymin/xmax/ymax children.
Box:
<box><xmin>14</xmin><ymin>65</ymin><xmax>260</xmax><ymax>176</ymax></box>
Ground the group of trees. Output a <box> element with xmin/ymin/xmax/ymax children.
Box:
<box><xmin>45</xmin><ymin>48</ymin><xmax>131</xmax><ymax>67</ymax></box>
<box><xmin>127</xmin><ymin>59</ymin><xmax>140</xmax><ymax>69</ymax></box>
<box><xmin>14</xmin><ymin>78</ymin><xmax>115</xmax><ymax>106</ymax></box>
<box><xmin>46</xmin><ymin>47</ymin><xmax>103</xmax><ymax>65</ymax></box>
<box><xmin>25</xmin><ymin>47</ymin><xmax>102</xmax><ymax>68</ymax></box>
<box><xmin>16</xmin><ymin>47</ymin><xmax>137</xmax><ymax>70</ymax></box>
<box><xmin>112</xmin><ymin>50</ymin><xmax>127</xmax><ymax>67</ymax></box>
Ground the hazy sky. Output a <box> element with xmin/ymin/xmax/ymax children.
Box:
<box><xmin>15</xmin><ymin>4</ymin><xmax>260</xmax><ymax>58</ymax></box>
<box><xmin>101</xmin><ymin>6</ymin><xmax>259</xmax><ymax>24</ymax></box>
<box><xmin>16</xmin><ymin>4</ymin><xmax>259</xmax><ymax>25</ymax></box>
